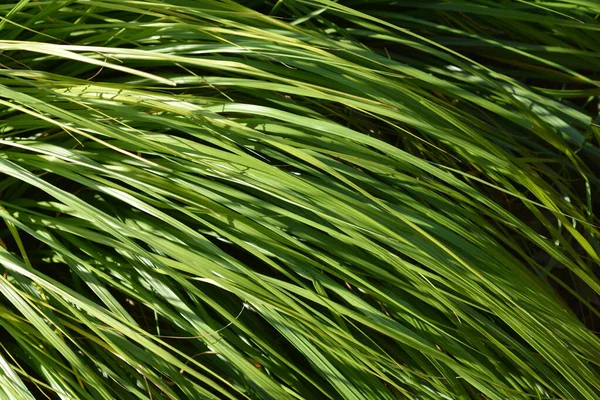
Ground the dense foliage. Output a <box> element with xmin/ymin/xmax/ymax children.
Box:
<box><xmin>1</xmin><ymin>1</ymin><xmax>600</xmax><ymax>399</ymax></box>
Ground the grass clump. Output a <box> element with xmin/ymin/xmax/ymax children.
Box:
<box><xmin>0</xmin><ymin>1</ymin><xmax>599</xmax><ymax>399</ymax></box>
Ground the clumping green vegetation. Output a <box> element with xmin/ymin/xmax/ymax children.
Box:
<box><xmin>1</xmin><ymin>0</ymin><xmax>600</xmax><ymax>399</ymax></box>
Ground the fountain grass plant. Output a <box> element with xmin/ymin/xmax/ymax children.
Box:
<box><xmin>0</xmin><ymin>1</ymin><xmax>600</xmax><ymax>398</ymax></box>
